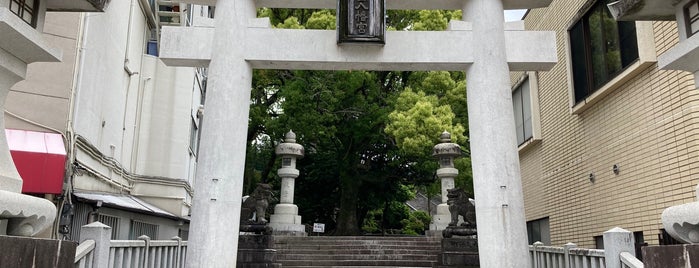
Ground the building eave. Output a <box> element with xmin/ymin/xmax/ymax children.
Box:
<box><xmin>607</xmin><ymin>0</ymin><xmax>679</xmax><ymax>21</ymax></box>
<box><xmin>46</xmin><ymin>0</ymin><xmax>110</xmax><ymax>12</ymax></box>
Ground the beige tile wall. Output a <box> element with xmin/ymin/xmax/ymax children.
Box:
<box><xmin>517</xmin><ymin>1</ymin><xmax>698</xmax><ymax>247</ymax></box>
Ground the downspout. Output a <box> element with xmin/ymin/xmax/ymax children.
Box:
<box><xmin>61</xmin><ymin>12</ymin><xmax>90</xmax><ymax>239</ymax></box>
<box><xmin>124</xmin><ymin>0</ymin><xmax>137</xmax><ymax>75</ymax></box>
<box><xmin>121</xmin><ymin>0</ymin><xmax>138</xmax><ymax>173</ymax></box>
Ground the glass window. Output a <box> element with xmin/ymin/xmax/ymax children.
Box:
<box><xmin>526</xmin><ymin>217</ymin><xmax>550</xmax><ymax>245</ymax></box>
<box><xmin>594</xmin><ymin>235</ymin><xmax>604</xmax><ymax>249</ymax></box>
<box><xmin>569</xmin><ymin>0</ymin><xmax>639</xmax><ymax>104</ymax></box>
<box><xmin>513</xmin><ymin>78</ymin><xmax>532</xmax><ymax>146</ymax></box>
<box><xmin>9</xmin><ymin>0</ymin><xmax>39</xmax><ymax>28</ymax></box>
<box><xmin>686</xmin><ymin>0</ymin><xmax>699</xmax><ymax>37</ymax></box>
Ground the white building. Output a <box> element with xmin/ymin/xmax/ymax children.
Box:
<box><xmin>2</xmin><ymin>0</ymin><xmax>214</xmax><ymax>240</ymax></box>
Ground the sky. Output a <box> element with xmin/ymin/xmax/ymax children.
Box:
<box><xmin>504</xmin><ymin>9</ymin><xmax>527</xmax><ymax>21</ymax></box>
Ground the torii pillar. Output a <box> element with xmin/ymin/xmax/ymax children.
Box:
<box><xmin>463</xmin><ymin>1</ymin><xmax>531</xmax><ymax>266</ymax></box>
<box><xmin>160</xmin><ymin>0</ymin><xmax>556</xmax><ymax>267</ymax></box>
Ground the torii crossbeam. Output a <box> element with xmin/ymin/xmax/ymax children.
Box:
<box><xmin>160</xmin><ymin>0</ymin><xmax>556</xmax><ymax>267</ymax></box>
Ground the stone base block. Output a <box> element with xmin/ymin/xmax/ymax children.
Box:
<box><xmin>434</xmin><ymin>237</ymin><xmax>479</xmax><ymax>267</ymax></box>
<box><xmin>269</xmin><ymin>213</ymin><xmax>302</xmax><ymax>225</ymax></box>
<box><xmin>642</xmin><ymin>244</ymin><xmax>699</xmax><ymax>268</ymax></box>
<box><xmin>0</xmin><ymin>235</ymin><xmax>77</xmax><ymax>268</ymax></box>
<box><xmin>268</xmin><ymin>223</ymin><xmax>306</xmax><ymax>236</ymax></box>
<box><xmin>237</xmin><ymin>234</ymin><xmax>282</xmax><ymax>268</ymax></box>
<box><xmin>442</xmin><ymin>237</ymin><xmax>478</xmax><ymax>252</ymax></box>
<box><xmin>437</xmin><ymin>252</ymin><xmax>480</xmax><ymax>267</ymax></box>
<box><xmin>239</xmin><ymin>234</ymin><xmax>274</xmax><ymax>249</ymax></box>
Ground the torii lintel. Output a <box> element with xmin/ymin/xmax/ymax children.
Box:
<box><xmin>169</xmin><ymin>0</ymin><xmax>552</xmax><ymax>10</ymax></box>
<box><xmin>159</xmin><ymin>21</ymin><xmax>557</xmax><ymax>72</ymax></box>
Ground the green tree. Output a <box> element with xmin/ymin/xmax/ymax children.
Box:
<box><xmin>243</xmin><ymin>8</ymin><xmax>473</xmax><ymax>235</ymax></box>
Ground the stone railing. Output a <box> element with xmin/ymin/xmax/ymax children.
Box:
<box><xmin>529</xmin><ymin>227</ymin><xmax>644</xmax><ymax>268</ymax></box>
<box><xmin>73</xmin><ymin>222</ymin><xmax>187</xmax><ymax>268</ymax></box>
<box><xmin>620</xmin><ymin>252</ymin><xmax>644</xmax><ymax>268</ymax></box>
<box><xmin>530</xmin><ymin>242</ymin><xmax>605</xmax><ymax>268</ymax></box>
<box><xmin>74</xmin><ymin>239</ymin><xmax>96</xmax><ymax>267</ymax></box>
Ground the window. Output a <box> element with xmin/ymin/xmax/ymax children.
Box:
<box><xmin>178</xmin><ymin>229</ymin><xmax>189</xmax><ymax>240</ymax></box>
<box><xmin>569</xmin><ymin>0</ymin><xmax>639</xmax><ymax>104</ymax></box>
<box><xmin>594</xmin><ymin>235</ymin><xmax>604</xmax><ymax>249</ymax></box>
<box><xmin>97</xmin><ymin>214</ymin><xmax>120</xmax><ymax>239</ymax></box>
<box><xmin>659</xmin><ymin>229</ymin><xmax>682</xmax><ymax>245</ymax></box>
<box><xmin>189</xmin><ymin>118</ymin><xmax>199</xmax><ymax>155</ymax></box>
<box><xmin>686</xmin><ymin>0</ymin><xmax>699</xmax><ymax>38</ymax></box>
<box><xmin>512</xmin><ymin>73</ymin><xmax>541</xmax><ymax>148</ymax></box>
<box><xmin>9</xmin><ymin>0</ymin><xmax>39</xmax><ymax>27</ymax></box>
<box><xmin>129</xmin><ymin>220</ymin><xmax>159</xmax><ymax>239</ymax></box>
<box><xmin>527</xmin><ymin>217</ymin><xmax>550</xmax><ymax>245</ymax></box>
<box><xmin>633</xmin><ymin>231</ymin><xmax>646</xmax><ymax>261</ymax></box>
<box><xmin>513</xmin><ymin>78</ymin><xmax>532</xmax><ymax>146</ymax></box>
<box><xmin>146</xmin><ymin>29</ymin><xmax>158</xmax><ymax>56</ymax></box>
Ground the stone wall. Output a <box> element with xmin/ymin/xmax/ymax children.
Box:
<box><xmin>0</xmin><ymin>236</ymin><xmax>76</xmax><ymax>268</ymax></box>
<box><xmin>517</xmin><ymin>0</ymin><xmax>698</xmax><ymax>247</ymax></box>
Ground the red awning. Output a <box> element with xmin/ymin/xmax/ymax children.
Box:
<box><xmin>6</xmin><ymin>129</ymin><xmax>66</xmax><ymax>195</ymax></box>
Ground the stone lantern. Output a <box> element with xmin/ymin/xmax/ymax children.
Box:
<box><xmin>429</xmin><ymin>131</ymin><xmax>462</xmax><ymax>232</ymax></box>
<box><xmin>269</xmin><ymin>130</ymin><xmax>306</xmax><ymax>236</ymax></box>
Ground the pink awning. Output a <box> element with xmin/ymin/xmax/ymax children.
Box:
<box><xmin>6</xmin><ymin>129</ymin><xmax>66</xmax><ymax>194</ymax></box>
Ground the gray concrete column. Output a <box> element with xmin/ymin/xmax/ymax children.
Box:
<box><xmin>185</xmin><ymin>0</ymin><xmax>256</xmax><ymax>266</ymax></box>
<box><xmin>0</xmin><ymin>69</ymin><xmax>24</xmax><ymax>193</ymax></box>
<box><xmin>463</xmin><ymin>0</ymin><xmax>531</xmax><ymax>267</ymax></box>
<box><xmin>79</xmin><ymin>222</ymin><xmax>112</xmax><ymax>268</ymax></box>
<box><xmin>603</xmin><ymin>227</ymin><xmax>635</xmax><ymax>268</ymax></box>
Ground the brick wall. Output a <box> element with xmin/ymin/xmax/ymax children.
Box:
<box><xmin>518</xmin><ymin>0</ymin><xmax>698</xmax><ymax>248</ymax></box>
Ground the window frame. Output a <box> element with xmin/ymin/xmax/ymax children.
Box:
<box><xmin>189</xmin><ymin>117</ymin><xmax>199</xmax><ymax>156</ymax></box>
<box><xmin>9</xmin><ymin>0</ymin><xmax>39</xmax><ymax>28</ymax></box>
<box><xmin>565</xmin><ymin>1</ymin><xmax>657</xmax><ymax>114</ymax></box>
<box><xmin>512</xmin><ymin>72</ymin><xmax>542</xmax><ymax>151</ymax></box>
<box><xmin>685</xmin><ymin>0</ymin><xmax>699</xmax><ymax>38</ymax></box>
<box><xmin>526</xmin><ymin>217</ymin><xmax>551</xmax><ymax>245</ymax></box>
<box><xmin>129</xmin><ymin>220</ymin><xmax>159</xmax><ymax>240</ymax></box>
<box><xmin>568</xmin><ymin>0</ymin><xmax>640</xmax><ymax>105</ymax></box>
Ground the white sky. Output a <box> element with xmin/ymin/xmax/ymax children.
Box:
<box><xmin>504</xmin><ymin>9</ymin><xmax>527</xmax><ymax>21</ymax></box>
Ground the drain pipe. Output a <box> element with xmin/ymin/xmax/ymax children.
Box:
<box><xmin>61</xmin><ymin>12</ymin><xmax>90</xmax><ymax>239</ymax></box>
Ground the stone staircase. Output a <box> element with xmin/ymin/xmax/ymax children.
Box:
<box><xmin>273</xmin><ymin>236</ymin><xmax>442</xmax><ymax>267</ymax></box>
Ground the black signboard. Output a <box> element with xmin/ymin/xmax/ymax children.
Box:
<box><xmin>338</xmin><ymin>0</ymin><xmax>386</xmax><ymax>44</ymax></box>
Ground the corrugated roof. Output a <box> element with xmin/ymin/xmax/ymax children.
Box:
<box><xmin>73</xmin><ymin>191</ymin><xmax>178</xmax><ymax>219</ymax></box>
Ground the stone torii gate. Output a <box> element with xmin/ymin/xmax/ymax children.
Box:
<box><xmin>161</xmin><ymin>0</ymin><xmax>556</xmax><ymax>267</ymax></box>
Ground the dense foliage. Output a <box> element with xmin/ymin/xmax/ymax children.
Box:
<box><xmin>243</xmin><ymin>8</ymin><xmax>472</xmax><ymax>235</ymax></box>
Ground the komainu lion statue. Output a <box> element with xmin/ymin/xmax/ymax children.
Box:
<box><xmin>240</xmin><ymin>183</ymin><xmax>273</xmax><ymax>224</ymax></box>
<box><xmin>447</xmin><ymin>187</ymin><xmax>476</xmax><ymax>228</ymax></box>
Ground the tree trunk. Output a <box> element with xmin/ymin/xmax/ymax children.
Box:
<box><xmin>334</xmin><ymin>173</ymin><xmax>361</xmax><ymax>235</ymax></box>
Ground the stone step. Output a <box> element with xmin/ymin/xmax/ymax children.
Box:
<box><xmin>273</xmin><ymin>236</ymin><xmax>441</xmax><ymax>267</ymax></box>
<box><xmin>275</xmin><ymin>249</ymin><xmax>441</xmax><ymax>255</ymax></box>
<box><xmin>276</xmin><ymin>236</ymin><xmax>441</xmax><ymax>241</ymax></box>
<box><xmin>275</xmin><ymin>244</ymin><xmax>440</xmax><ymax>251</ymax></box>
<box><xmin>274</xmin><ymin>236</ymin><xmax>442</xmax><ymax>243</ymax></box>
<box><xmin>276</xmin><ymin>253</ymin><xmax>438</xmax><ymax>261</ymax></box>
<box><xmin>277</xmin><ymin>259</ymin><xmax>437</xmax><ymax>267</ymax></box>
<box><xmin>276</xmin><ymin>240</ymin><xmax>441</xmax><ymax>245</ymax></box>
<box><xmin>283</xmin><ymin>266</ymin><xmax>430</xmax><ymax>268</ymax></box>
